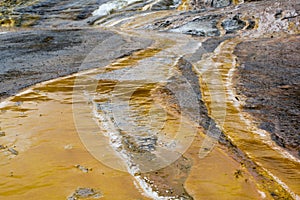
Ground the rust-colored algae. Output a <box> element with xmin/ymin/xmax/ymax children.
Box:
<box><xmin>195</xmin><ymin>38</ymin><xmax>299</xmax><ymax>199</ymax></box>
<box><xmin>0</xmin><ymin>88</ymin><xmax>150</xmax><ymax>200</ymax></box>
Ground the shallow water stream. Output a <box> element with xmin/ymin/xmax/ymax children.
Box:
<box><xmin>0</xmin><ymin>1</ymin><xmax>299</xmax><ymax>200</ymax></box>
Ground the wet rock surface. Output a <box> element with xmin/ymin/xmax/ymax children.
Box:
<box><xmin>169</xmin><ymin>14</ymin><xmax>221</xmax><ymax>36</ymax></box>
<box><xmin>234</xmin><ymin>35</ymin><xmax>300</xmax><ymax>157</ymax></box>
<box><xmin>146</xmin><ymin>2</ymin><xmax>256</xmax><ymax>37</ymax></box>
<box><xmin>0</xmin><ymin>0</ymin><xmax>110</xmax><ymax>27</ymax></box>
<box><xmin>0</xmin><ymin>131</ymin><xmax>5</xmax><ymax>137</ymax></box>
<box><xmin>189</xmin><ymin>0</ymin><xmax>232</xmax><ymax>9</ymax></box>
<box><xmin>0</xmin><ymin>0</ymin><xmax>300</xmax><ymax>199</ymax></box>
<box><xmin>0</xmin><ymin>29</ymin><xmax>151</xmax><ymax>100</ymax></box>
<box><xmin>141</xmin><ymin>155</ymin><xmax>193</xmax><ymax>199</ymax></box>
<box><xmin>162</xmin><ymin>57</ymin><xmax>228</xmax><ymax>143</ymax></box>
<box><xmin>8</xmin><ymin>147</ymin><xmax>18</xmax><ymax>155</ymax></box>
<box><xmin>221</xmin><ymin>14</ymin><xmax>246</xmax><ymax>34</ymax></box>
<box><xmin>67</xmin><ymin>188</ymin><xmax>103</xmax><ymax>200</ymax></box>
<box><xmin>143</xmin><ymin>0</ymin><xmax>176</xmax><ymax>11</ymax></box>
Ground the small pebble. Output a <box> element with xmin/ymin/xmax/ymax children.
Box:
<box><xmin>8</xmin><ymin>148</ymin><xmax>19</xmax><ymax>155</ymax></box>
<box><xmin>0</xmin><ymin>131</ymin><xmax>5</xmax><ymax>137</ymax></box>
<box><xmin>67</xmin><ymin>187</ymin><xmax>102</xmax><ymax>200</ymax></box>
<box><xmin>64</xmin><ymin>144</ymin><xmax>73</xmax><ymax>150</ymax></box>
<box><xmin>75</xmin><ymin>164</ymin><xmax>91</xmax><ymax>173</ymax></box>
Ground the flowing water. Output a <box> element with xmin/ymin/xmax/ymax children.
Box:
<box><xmin>0</xmin><ymin>1</ymin><xmax>299</xmax><ymax>200</ymax></box>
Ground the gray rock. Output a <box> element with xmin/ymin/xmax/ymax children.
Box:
<box><xmin>212</xmin><ymin>0</ymin><xmax>231</xmax><ymax>8</ymax></box>
<box><xmin>0</xmin><ymin>29</ymin><xmax>151</xmax><ymax>100</ymax></box>
<box><xmin>67</xmin><ymin>188</ymin><xmax>102</xmax><ymax>200</ymax></box>
<box><xmin>170</xmin><ymin>15</ymin><xmax>221</xmax><ymax>36</ymax></box>
<box><xmin>8</xmin><ymin>148</ymin><xmax>18</xmax><ymax>155</ymax></box>
<box><xmin>149</xmin><ymin>0</ymin><xmax>175</xmax><ymax>10</ymax></box>
<box><xmin>221</xmin><ymin>15</ymin><xmax>246</xmax><ymax>34</ymax></box>
<box><xmin>189</xmin><ymin>0</ymin><xmax>231</xmax><ymax>9</ymax></box>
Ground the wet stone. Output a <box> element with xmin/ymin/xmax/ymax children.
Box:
<box><xmin>75</xmin><ymin>165</ymin><xmax>91</xmax><ymax>173</ymax></box>
<box><xmin>212</xmin><ymin>0</ymin><xmax>231</xmax><ymax>8</ymax></box>
<box><xmin>146</xmin><ymin>0</ymin><xmax>175</xmax><ymax>10</ymax></box>
<box><xmin>259</xmin><ymin>122</ymin><xmax>275</xmax><ymax>133</ymax></box>
<box><xmin>189</xmin><ymin>0</ymin><xmax>232</xmax><ymax>9</ymax></box>
<box><xmin>221</xmin><ymin>15</ymin><xmax>246</xmax><ymax>34</ymax></box>
<box><xmin>0</xmin><ymin>29</ymin><xmax>151</xmax><ymax>100</ymax></box>
<box><xmin>234</xmin><ymin>35</ymin><xmax>300</xmax><ymax>157</ymax></box>
<box><xmin>170</xmin><ymin>15</ymin><xmax>221</xmax><ymax>37</ymax></box>
<box><xmin>136</xmin><ymin>136</ymin><xmax>158</xmax><ymax>151</ymax></box>
<box><xmin>246</xmin><ymin>20</ymin><xmax>256</xmax><ymax>30</ymax></box>
<box><xmin>0</xmin><ymin>131</ymin><xmax>5</xmax><ymax>137</ymax></box>
<box><xmin>67</xmin><ymin>188</ymin><xmax>102</xmax><ymax>200</ymax></box>
<box><xmin>8</xmin><ymin>147</ymin><xmax>18</xmax><ymax>155</ymax></box>
<box><xmin>141</xmin><ymin>155</ymin><xmax>193</xmax><ymax>199</ymax></box>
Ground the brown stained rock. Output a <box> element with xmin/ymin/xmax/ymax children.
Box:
<box><xmin>0</xmin><ymin>131</ymin><xmax>5</xmax><ymax>137</ymax></box>
<box><xmin>140</xmin><ymin>155</ymin><xmax>193</xmax><ymax>199</ymax></box>
<box><xmin>8</xmin><ymin>147</ymin><xmax>18</xmax><ymax>155</ymax></box>
<box><xmin>189</xmin><ymin>0</ymin><xmax>232</xmax><ymax>9</ymax></box>
<box><xmin>233</xmin><ymin>35</ymin><xmax>300</xmax><ymax>157</ymax></box>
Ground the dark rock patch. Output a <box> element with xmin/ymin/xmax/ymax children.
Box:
<box><xmin>233</xmin><ymin>35</ymin><xmax>300</xmax><ymax>157</ymax></box>
<box><xmin>1</xmin><ymin>0</ymin><xmax>112</xmax><ymax>27</ymax></box>
<box><xmin>211</xmin><ymin>0</ymin><xmax>231</xmax><ymax>8</ymax></box>
<box><xmin>0</xmin><ymin>29</ymin><xmax>152</xmax><ymax>100</ymax></box>
<box><xmin>0</xmin><ymin>131</ymin><xmax>5</xmax><ymax>137</ymax></box>
<box><xmin>170</xmin><ymin>14</ymin><xmax>221</xmax><ymax>36</ymax></box>
<box><xmin>8</xmin><ymin>147</ymin><xmax>18</xmax><ymax>155</ymax></box>
<box><xmin>147</xmin><ymin>0</ymin><xmax>176</xmax><ymax>10</ymax></box>
<box><xmin>221</xmin><ymin>14</ymin><xmax>246</xmax><ymax>34</ymax></box>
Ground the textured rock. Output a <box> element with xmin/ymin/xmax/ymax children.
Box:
<box><xmin>221</xmin><ymin>14</ymin><xmax>246</xmax><ymax>33</ymax></box>
<box><xmin>67</xmin><ymin>188</ymin><xmax>102</xmax><ymax>200</ymax></box>
<box><xmin>189</xmin><ymin>0</ymin><xmax>232</xmax><ymax>9</ymax></box>
<box><xmin>0</xmin><ymin>0</ymin><xmax>110</xmax><ymax>27</ymax></box>
<box><xmin>169</xmin><ymin>14</ymin><xmax>221</xmax><ymax>36</ymax></box>
<box><xmin>234</xmin><ymin>35</ymin><xmax>300</xmax><ymax>157</ymax></box>
<box><xmin>0</xmin><ymin>29</ymin><xmax>151</xmax><ymax>100</ymax></box>
<box><xmin>8</xmin><ymin>147</ymin><xmax>19</xmax><ymax>155</ymax></box>
<box><xmin>212</xmin><ymin>0</ymin><xmax>231</xmax><ymax>8</ymax></box>
<box><xmin>0</xmin><ymin>131</ymin><xmax>5</xmax><ymax>137</ymax></box>
<box><xmin>143</xmin><ymin>0</ymin><xmax>175</xmax><ymax>10</ymax></box>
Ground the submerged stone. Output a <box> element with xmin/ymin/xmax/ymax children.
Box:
<box><xmin>0</xmin><ymin>131</ymin><xmax>5</xmax><ymax>137</ymax></box>
<box><xmin>8</xmin><ymin>147</ymin><xmax>18</xmax><ymax>155</ymax></box>
<box><xmin>67</xmin><ymin>188</ymin><xmax>102</xmax><ymax>200</ymax></box>
<box><xmin>75</xmin><ymin>165</ymin><xmax>91</xmax><ymax>173</ymax></box>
